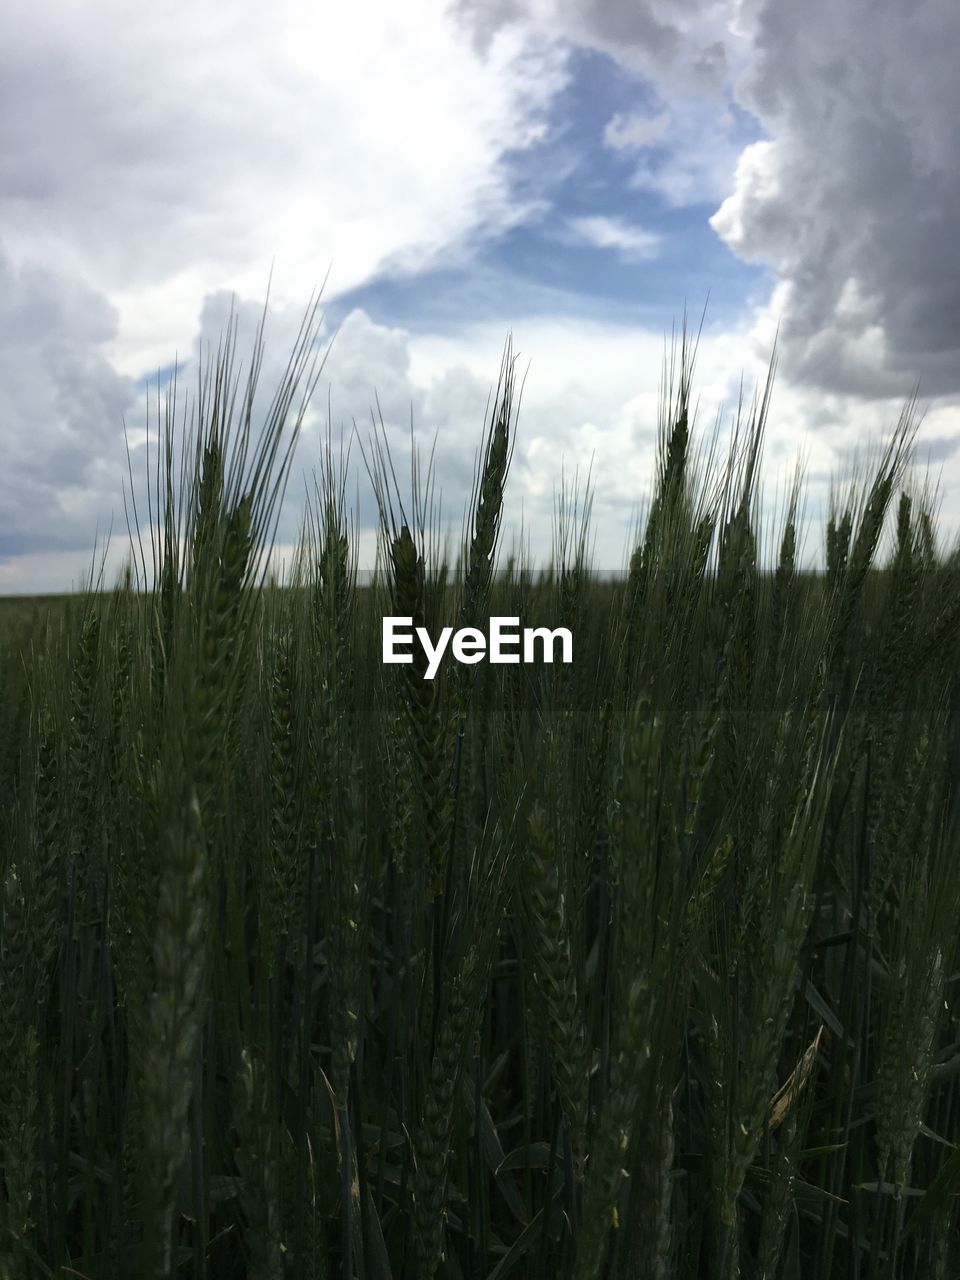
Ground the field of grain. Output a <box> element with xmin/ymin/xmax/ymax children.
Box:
<box><xmin>3</xmin><ymin>311</ymin><xmax>960</xmax><ymax>1279</ymax></box>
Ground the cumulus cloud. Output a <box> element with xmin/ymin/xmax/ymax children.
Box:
<box><xmin>711</xmin><ymin>0</ymin><xmax>960</xmax><ymax>398</ymax></box>
<box><xmin>0</xmin><ymin>0</ymin><xmax>577</xmax><ymax>584</ymax></box>
<box><xmin>450</xmin><ymin>4</ymin><xmax>759</xmax><ymax>208</ymax></box>
<box><xmin>4</xmin><ymin>0</ymin><xmax>959</xmax><ymax>592</ymax></box>
<box><xmin>150</xmin><ymin>299</ymin><xmax>772</xmax><ymax>573</ymax></box>
<box><xmin>457</xmin><ymin>0</ymin><xmax>959</xmax><ymax>404</ymax></box>
<box><xmin>1</xmin><ymin>0</ymin><xmax>570</xmax><ymax>373</ymax></box>
<box><xmin>123</xmin><ymin>293</ymin><xmax>520</xmax><ymax>558</ymax></box>
<box><xmin>5</xmin><ymin>257</ymin><xmax>949</xmax><ymax>592</ymax></box>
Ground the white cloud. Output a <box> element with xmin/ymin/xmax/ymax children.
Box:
<box><xmin>4</xmin><ymin>0</ymin><xmax>960</xmax><ymax>591</ymax></box>
<box><xmin>623</xmin><ymin>99</ymin><xmax>754</xmax><ymax>207</ymax></box>
<box><xmin>603</xmin><ymin>110</ymin><xmax>672</xmax><ymax>149</ymax></box>
<box><xmin>1</xmin><ymin>0</ymin><xmax>571</xmax><ymax>374</ymax></box>
<box><xmin>0</xmin><ymin>0</ymin><xmax>580</xmax><ymax>586</ymax></box>
<box><xmin>243</xmin><ymin>298</ymin><xmax>960</xmax><ymax>572</ymax></box>
<box><xmin>455</xmin><ymin>1</ymin><xmax>756</xmax><ymax>210</ymax></box>
<box><xmin>4</xmin><ymin>273</ymin><xmax>950</xmax><ymax>589</ymax></box>
<box><xmin>451</xmin><ymin>0</ymin><xmax>745</xmax><ymax>101</ymax></box>
<box><xmin>455</xmin><ymin>0</ymin><xmax>960</xmax><ymax>404</ymax></box>
<box><xmin>563</xmin><ymin>215</ymin><xmax>661</xmax><ymax>260</ymax></box>
<box><xmin>710</xmin><ymin>0</ymin><xmax>960</xmax><ymax>399</ymax></box>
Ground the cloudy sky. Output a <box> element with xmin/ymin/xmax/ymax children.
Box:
<box><xmin>2</xmin><ymin>0</ymin><xmax>957</xmax><ymax>591</ymax></box>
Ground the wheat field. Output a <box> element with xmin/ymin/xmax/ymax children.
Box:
<box><xmin>2</xmin><ymin>305</ymin><xmax>960</xmax><ymax>1279</ymax></box>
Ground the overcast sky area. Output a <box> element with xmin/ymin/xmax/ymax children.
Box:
<box><xmin>2</xmin><ymin>0</ymin><xmax>958</xmax><ymax>591</ymax></box>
